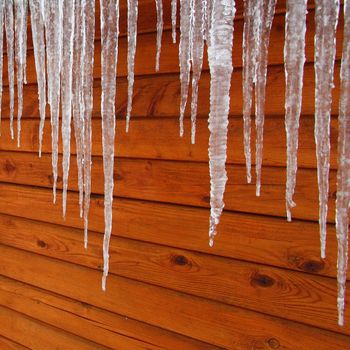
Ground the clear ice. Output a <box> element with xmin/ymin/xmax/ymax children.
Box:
<box><xmin>5</xmin><ymin>0</ymin><xmax>15</xmax><ymax>140</ymax></box>
<box><xmin>81</xmin><ymin>0</ymin><xmax>95</xmax><ymax>248</ymax></box>
<box><xmin>29</xmin><ymin>0</ymin><xmax>46</xmax><ymax>157</ymax></box>
<box><xmin>61</xmin><ymin>0</ymin><xmax>75</xmax><ymax>218</ymax></box>
<box><xmin>336</xmin><ymin>0</ymin><xmax>350</xmax><ymax>327</ymax></box>
<box><xmin>171</xmin><ymin>0</ymin><xmax>176</xmax><ymax>43</ymax></box>
<box><xmin>284</xmin><ymin>0</ymin><xmax>307</xmax><ymax>221</ymax></box>
<box><xmin>0</xmin><ymin>1</ymin><xmax>4</xmax><ymax>135</ymax></box>
<box><xmin>254</xmin><ymin>0</ymin><xmax>276</xmax><ymax>197</ymax></box>
<box><xmin>190</xmin><ymin>0</ymin><xmax>204</xmax><ymax>144</ymax></box>
<box><xmin>179</xmin><ymin>0</ymin><xmax>191</xmax><ymax>137</ymax></box>
<box><xmin>100</xmin><ymin>0</ymin><xmax>119</xmax><ymax>291</ymax></box>
<box><xmin>207</xmin><ymin>0</ymin><xmax>235</xmax><ymax>246</ymax></box>
<box><xmin>314</xmin><ymin>0</ymin><xmax>339</xmax><ymax>258</ymax></box>
<box><xmin>44</xmin><ymin>0</ymin><xmax>63</xmax><ymax>204</ymax></box>
<box><xmin>155</xmin><ymin>0</ymin><xmax>163</xmax><ymax>71</ymax></box>
<box><xmin>125</xmin><ymin>0</ymin><xmax>138</xmax><ymax>132</ymax></box>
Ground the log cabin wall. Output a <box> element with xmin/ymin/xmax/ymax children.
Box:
<box><xmin>0</xmin><ymin>0</ymin><xmax>349</xmax><ymax>349</ymax></box>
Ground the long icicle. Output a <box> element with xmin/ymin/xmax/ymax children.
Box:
<box><xmin>336</xmin><ymin>0</ymin><xmax>350</xmax><ymax>327</ymax></box>
<box><xmin>242</xmin><ymin>0</ymin><xmax>256</xmax><ymax>184</ymax></box>
<box><xmin>179</xmin><ymin>0</ymin><xmax>191</xmax><ymax>137</ymax></box>
<box><xmin>72</xmin><ymin>0</ymin><xmax>84</xmax><ymax>218</ymax></box>
<box><xmin>29</xmin><ymin>0</ymin><xmax>46</xmax><ymax>157</ymax></box>
<box><xmin>314</xmin><ymin>0</ymin><xmax>339</xmax><ymax>258</ymax></box>
<box><xmin>154</xmin><ymin>0</ymin><xmax>163</xmax><ymax>71</ymax></box>
<box><xmin>4</xmin><ymin>0</ymin><xmax>15</xmax><ymax>140</ymax></box>
<box><xmin>82</xmin><ymin>0</ymin><xmax>95</xmax><ymax>248</ymax></box>
<box><xmin>14</xmin><ymin>0</ymin><xmax>27</xmax><ymax>147</ymax></box>
<box><xmin>61</xmin><ymin>0</ymin><xmax>75</xmax><ymax>218</ymax></box>
<box><xmin>0</xmin><ymin>1</ymin><xmax>5</xmax><ymax>135</ymax></box>
<box><xmin>254</xmin><ymin>0</ymin><xmax>276</xmax><ymax>197</ymax></box>
<box><xmin>207</xmin><ymin>0</ymin><xmax>235</xmax><ymax>246</ymax></box>
<box><xmin>100</xmin><ymin>0</ymin><xmax>119</xmax><ymax>291</ymax></box>
<box><xmin>190</xmin><ymin>0</ymin><xmax>204</xmax><ymax>144</ymax></box>
<box><xmin>125</xmin><ymin>0</ymin><xmax>138</xmax><ymax>132</ymax></box>
<box><xmin>284</xmin><ymin>0</ymin><xmax>307</xmax><ymax>221</ymax></box>
<box><xmin>44</xmin><ymin>0</ymin><xmax>63</xmax><ymax>204</ymax></box>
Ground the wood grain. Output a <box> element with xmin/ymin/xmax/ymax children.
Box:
<box><xmin>0</xmin><ymin>244</ymin><xmax>350</xmax><ymax>350</ymax></box>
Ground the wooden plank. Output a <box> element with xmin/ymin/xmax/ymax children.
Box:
<box><xmin>0</xmin><ymin>62</ymin><xmax>341</xmax><ymax>121</ymax></box>
<box><xmin>0</xmin><ymin>183</ymin><xmax>338</xmax><ymax>280</ymax></box>
<box><xmin>0</xmin><ymin>276</ymin><xmax>218</xmax><ymax>350</ymax></box>
<box><xmin>0</xmin><ymin>244</ymin><xmax>349</xmax><ymax>349</ymax></box>
<box><xmin>0</xmin><ymin>150</ymin><xmax>336</xmax><ymax>222</ymax></box>
<box><xmin>0</xmin><ymin>211</ymin><xmax>349</xmax><ymax>332</ymax></box>
<box><xmin>0</xmin><ymin>116</ymin><xmax>339</xmax><ymax>170</ymax></box>
<box><xmin>0</xmin><ymin>306</ymin><xmax>109</xmax><ymax>350</ymax></box>
<box><xmin>0</xmin><ymin>337</ymin><xmax>30</xmax><ymax>350</ymax></box>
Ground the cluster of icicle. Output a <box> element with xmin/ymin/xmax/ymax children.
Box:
<box><xmin>0</xmin><ymin>0</ymin><xmax>348</xmax><ymax>325</ymax></box>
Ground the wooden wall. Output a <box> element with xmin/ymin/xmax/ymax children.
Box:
<box><xmin>0</xmin><ymin>1</ymin><xmax>349</xmax><ymax>349</ymax></box>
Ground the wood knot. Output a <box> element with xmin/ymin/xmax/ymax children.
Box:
<box><xmin>37</xmin><ymin>239</ymin><xmax>47</xmax><ymax>248</ymax></box>
<box><xmin>251</xmin><ymin>272</ymin><xmax>275</xmax><ymax>288</ymax></box>
<box><xmin>4</xmin><ymin>159</ymin><xmax>16</xmax><ymax>174</ymax></box>
<box><xmin>267</xmin><ymin>338</ymin><xmax>280</xmax><ymax>349</ymax></box>
<box><xmin>171</xmin><ymin>254</ymin><xmax>189</xmax><ymax>266</ymax></box>
<box><xmin>300</xmin><ymin>260</ymin><xmax>324</xmax><ymax>273</ymax></box>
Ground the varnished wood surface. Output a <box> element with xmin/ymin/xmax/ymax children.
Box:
<box><xmin>0</xmin><ymin>0</ymin><xmax>349</xmax><ymax>349</ymax></box>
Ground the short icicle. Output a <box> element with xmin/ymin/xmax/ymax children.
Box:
<box><xmin>29</xmin><ymin>0</ymin><xmax>46</xmax><ymax>157</ymax></box>
<box><xmin>207</xmin><ymin>0</ymin><xmax>235</xmax><ymax>246</ymax></box>
<box><xmin>336</xmin><ymin>0</ymin><xmax>350</xmax><ymax>327</ymax></box>
<box><xmin>81</xmin><ymin>0</ymin><xmax>95</xmax><ymax>248</ymax></box>
<box><xmin>4</xmin><ymin>0</ymin><xmax>15</xmax><ymax>140</ymax></box>
<box><xmin>155</xmin><ymin>0</ymin><xmax>163</xmax><ymax>71</ymax></box>
<box><xmin>100</xmin><ymin>0</ymin><xmax>119</xmax><ymax>291</ymax></box>
<box><xmin>61</xmin><ymin>0</ymin><xmax>75</xmax><ymax>218</ymax></box>
<box><xmin>254</xmin><ymin>0</ymin><xmax>276</xmax><ymax>197</ymax></box>
<box><xmin>314</xmin><ymin>0</ymin><xmax>339</xmax><ymax>258</ymax></box>
<box><xmin>178</xmin><ymin>0</ymin><xmax>191</xmax><ymax>137</ymax></box>
<box><xmin>190</xmin><ymin>0</ymin><xmax>204</xmax><ymax>144</ymax></box>
<box><xmin>284</xmin><ymin>0</ymin><xmax>307</xmax><ymax>221</ymax></box>
<box><xmin>125</xmin><ymin>0</ymin><xmax>138</xmax><ymax>132</ymax></box>
<box><xmin>0</xmin><ymin>1</ymin><xmax>5</xmax><ymax>135</ymax></box>
<box><xmin>44</xmin><ymin>0</ymin><xmax>63</xmax><ymax>204</ymax></box>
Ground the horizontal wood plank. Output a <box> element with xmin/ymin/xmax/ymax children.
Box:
<box><xmin>0</xmin><ymin>305</ymin><xmax>108</xmax><ymax>350</ymax></box>
<box><xmin>0</xmin><ymin>336</ymin><xmax>30</xmax><ymax>350</ymax></box>
<box><xmin>0</xmin><ymin>212</ymin><xmax>348</xmax><ymax>333</ymax></box>
<box><xmin>0</xmin><ymin>244</ymin><xmax>349</xmax><ymax>349</ymax></box>
<box><xmin>0</xmin><ymin>183</ymin><xmax>338</xmax><ymax>280</ymax></box>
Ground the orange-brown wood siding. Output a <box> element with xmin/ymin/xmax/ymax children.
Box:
<box><xmin>0</xmin><ymin>1</ymin><xmax>349</xmax><ymax>349</ymax></box>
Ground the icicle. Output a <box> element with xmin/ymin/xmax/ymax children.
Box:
<box><xmin>314</xmin><ymin>0</ymin><xmax>339</xmax><ymax>258</ymax></box>
<box><xmin>336</xmin><ymin>0</ymin><xmax>350</xmax><ymax>327</ymax></box>
<box><xmin>29</xmin><ymin>0</ymin><xmax>46</xmax><ymax>157</ymax></box>
<box><xmin>44</xmin><ymin>0</ymin><xmax>63</xmax><ymax>204</ymax></box>
<box><xmin>207</xmin><ymin>0</ymin><xmax>235</xmax><ymax>247</ymax></box>
<box><xmin>0</xmin><ymin>2</ymin><xmax>5</xmax><ymax>135</ymax></box>
<box><xmin>61</xmin><ymin>0</ymin><xmax>75</xmax><ymax>218</ymax></box>
<box><xmin>254</xmin><ymin>0</ymin><xmax>276</xmax><ymax>197</ymax></box>
<box><xmin>4</xmin><ymin>0</ymin><xmax>15</xmax><ymax>140</ymax></box>
<box><xmin>81</xmin><ymin>0</ymin><xmax>95</xmax><ymax>248</ymax></box>
<box><xmin>21</xmin><ymin>0</ymin><xmax>28</xmax><ymax>84</ymax></box>
<box><xmin>178</xmin><ymin>0</ymin><xmax>191</xmax><ymax>137</ymax></box>
<box><xmin>125</xmin><ymin>0</ymin><xmax>138</xmax><ymax>132</ymax></box>
<box><xmin>190</xmin><ymin>0</ymin><xmax>204</xmax><ymax>144</ymax></box>
<box><xmin>284</xmin><ymin>0</ymin><xmax>307</xmax><ymax>221</ymax></box>
<box><xmin>242</xmin><ymin>0</ymin><xmax>256</xmax><ymax>184</ymax></box>
<box><xmin>155</xmin><ymin>0</ymin><xmax>163</xmax><ymax>71</ymax></box>
<box><xmin>72</xmin><ymin>0</ymin><xmax>84</xmax><ymax>217</ymax></box>
<box><xmin>171</xmin><ymin>0</ymin><xmax>176</xmax><ymax>43</ymax></box>
<box><xmin>100</xmin><ymin>0</ymin><xmax>119</xmax><ymax>291</ymax></box>
<box><xmin>14</xmin><ymin>0</ymin><xmax>28</xmax><ymax>147</ymax></box>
